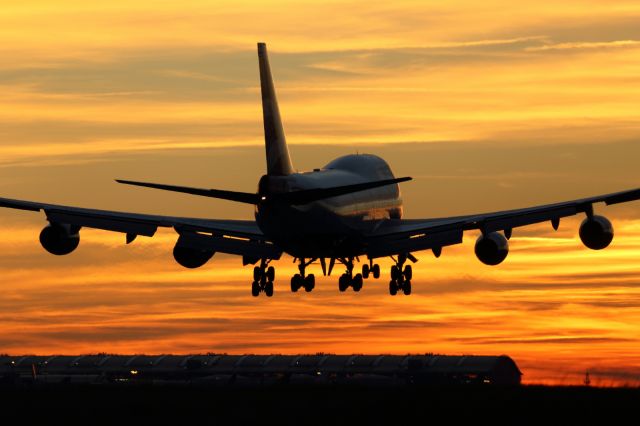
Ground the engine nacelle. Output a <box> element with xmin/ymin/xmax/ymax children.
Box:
<box><xmin>579</xmin><ymin>215</ymin><xmax>614</xmax><ymax>250</ymax></box>
<box><xmin>475</xmin><ymin>232</ymin><xmax>509</xmax><ymax>266</ymax></box>
<box><xmin>39</xmin><ymin>224</ymin><xmax>80</xmax><ymax>255</ymax></box>
<box><xmin>173</xmin><ymin>245</ymin><xmax>214</xmax><ymax>269</ymax></box>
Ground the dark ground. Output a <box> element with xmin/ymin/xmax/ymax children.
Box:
<box><xmin>0</xmin><ymin>384</ymin><xmax>637</xmax><ymax>424</ymax></box>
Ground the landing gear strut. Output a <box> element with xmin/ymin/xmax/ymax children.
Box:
<box><xmin>389</xmin><ymin>254</ymin><xmax>412</xmax><ymax>296</ymax></box>
<box><xmin>337</xmin><ymin>257</ymin><xmax>364</xmax><ymax>292</ymax></box>
<box><xmin>291</xmin><ymin>258</ymin><xmax>315</xmax><ymax>293</ymax></box>
<box><xmin>252</xmin><ymin>259</ymin><xmax>275</xmax><ymax>297</ymax></box>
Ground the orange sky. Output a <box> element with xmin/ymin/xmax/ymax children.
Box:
<box><xmin>0</xmin><ymin>1</ymin><xmax>640</xmax><ymax>386</ymax></box>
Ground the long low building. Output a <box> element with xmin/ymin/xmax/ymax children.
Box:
<box><xmin>0</xmin><ymin>354</ymin><xmax>522</xmax><ymax>387</ymax></box>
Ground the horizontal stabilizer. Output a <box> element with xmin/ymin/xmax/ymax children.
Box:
<box><xmin>116</xmin><ymin>176</ymin><xmax>411</xmax><ymax>205</ymax></box>
<box><xmin>116</xmin><ymin>180</ymin><xmax>260</xmax><ymax>204</ymax></box>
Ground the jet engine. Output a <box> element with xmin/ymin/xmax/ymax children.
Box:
<box><xmin>475</xmin><ymin>232</ymin><xmax>509</xmax><ymax>265</ymax></box>
<box><xmin>39</xmin><ymin>224</ymin><xmax>80</xmax><ymax>255</ymax></box>
<box><xmin>579</xmin><ymin>215</ymin><xmax>614</xmax><ymax>250</ymax></box>
<box><xmin>173</xmin><ymin>244</ymin><xmax>214</xmax><ymax>269</ymax></box>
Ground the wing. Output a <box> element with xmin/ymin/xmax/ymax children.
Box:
<box><xmin>0</xmin><ymin>196</ymin><xmax>281</xmax><ymax>263</ymax></box>
<box><xmin>364</xmin><ymin>187</ymin><xmax>640</xmax><ymax>258</ymax></box>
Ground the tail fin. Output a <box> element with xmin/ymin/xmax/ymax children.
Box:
<box><xmin>258</xmin><ymin>42</ymin><xmax>294</xmax><ymax>176</ymax></box>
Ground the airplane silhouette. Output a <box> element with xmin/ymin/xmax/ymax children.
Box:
<box><xmin>1</xmin><ymin>43</ymin><xmax>639</xmax><ymax>297</ymax></box>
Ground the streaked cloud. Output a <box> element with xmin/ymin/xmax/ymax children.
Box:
<box><xmin>0</xmin><ymin>0</ymin><xmax>639</xmax><ymax>386</ymax></box>
<box><xmin>526</xmin><ymin>40</ymin><xmax>640</xmax><ymax>51</ymax></box>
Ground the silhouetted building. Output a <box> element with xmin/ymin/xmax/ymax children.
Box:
<box><xmin>0</xmin><ymin>354</ymin><xmax>521</xmax><ymax>387</ymax></box>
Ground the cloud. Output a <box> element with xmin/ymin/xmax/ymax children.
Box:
<box><xmin>526</xmin><ymin>40</ymin><xmax>640</xmax><ymax>52</ymax></box>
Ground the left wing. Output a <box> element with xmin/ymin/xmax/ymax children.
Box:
<box><xmin>0</xmin><ymin>196</ymin><xmax>281</xmax><ymax>262</ymax></box>
<box><xmin>364</xmin><ymin>187</ymin><xmax>640</xmax><ymax>258</ymax></box>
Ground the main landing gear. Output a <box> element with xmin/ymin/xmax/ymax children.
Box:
<box><xmin>251</xmin><ymin>259</ymin><xmax>275</xmax><ymax>297</ymax></box>
<box><xmin>291</xmin><ymin>257</ymin><xmax>315</xmax><ymax>293</ymax></box>
<box><xmin>389</xmin><ymin>254</ymin><xmax>412</xmax><ymax>296</ymax></box>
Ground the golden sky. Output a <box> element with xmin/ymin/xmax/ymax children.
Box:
<box><xmin>1</xmin><ymin>0</ymin><xmax>640</xmax><ymax>385</ymax></box>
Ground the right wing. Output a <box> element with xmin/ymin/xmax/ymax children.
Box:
<box><xmin>363</xmin><ymin>187</ymin><xmax>640</xmax><ymax>258</ymax></box>
<box><xmin>0</xmin><ymin>196</ymin><xmax>281</xmax><ymax>263</ymax></box>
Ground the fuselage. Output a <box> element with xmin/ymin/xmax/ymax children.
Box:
<box><xmin>255</xmin><ymin>154</ymin><xmax>403</xmax><ymax>257</ymax></box>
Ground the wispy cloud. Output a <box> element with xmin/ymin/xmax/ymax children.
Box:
<box><xmin>526</xmin><ymin>40</ymin><xmax>640</xmax><ymax>52</ymax></box>
<box><xmin>1</xmin><ymin>0</ymin><xmax>640</xmax><ymax>385</ymax></box>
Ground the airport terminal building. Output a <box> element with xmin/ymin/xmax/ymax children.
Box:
<box><xmin>0</xmin><ymin>354</ymin><xmax>521</xmax><ymax>387</ymax></box>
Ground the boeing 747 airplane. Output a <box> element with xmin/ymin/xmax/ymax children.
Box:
<box><xmin>1</xmin><ymin>43</ymin><xmax>638</xmax><ymax>297</ymax></box>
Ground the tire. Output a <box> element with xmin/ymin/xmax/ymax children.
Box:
<box><xmin>266</xmin><ymin>266</ymin><xmax>275</xmax><ymax>282</ymax></box>
<box><xmin>352</xmin><ymin>273</ymin><xmax>363</xmax><ymax>292</ymax></box>
<box><xmin>402</xmin><ymin>280</ymin><xmax>412</xmax><ymax>296</ymax></box>
<box><xmin>362</xmin><ymin>264</ymin><xmax>370</xmax><ymax>279</ymax></box>
<box><xmin>291</xmin><ymin>274</ymin><xmax>301</xmax><ymax>292</ymax></box>
<box><xmin>389</xmin><ymin>280</ymin><xmax>397</xmax><ymax>296</ymax></box>
<box><xmin>265</xmin><ymin>281</ymin><xmax>274</xmax><ymax>297</ymax></box>
<box><xmin>390</xmin><ymin>266</ymin><xmax>399</xmax><ymax>281</ymax></box>
<box><xmin>253</xmin><ymin>266</ymin><xmax>262</xmax><ymax>281</ymax></box>
<box><xmin>251</xmin><ymin>281</ymin><xmax>260</xmax><ymax>297</ymax></box>
<box><xmin>338</xmin><ymin>275</ymin><xmax>349</xmax><ymax>292</ymax></box>
<box><xmin>403</xmin><ymin>265</ymin><xmax>412</xmax><ymax>281</ymax></box>
<box><xmin>372</xmin><ymin>264</ymin><xmax>380</xmax><ymax>279</ymax></box>
<box><xmin>304</xmin><ymin>274</ymin><xmax>315</xmax><ymax>292</ymax></box>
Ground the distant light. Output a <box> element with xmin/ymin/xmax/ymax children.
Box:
<box><xmin>261</xmin><ymin>196</ymin><xmax>267</xmax><ymax>201</ymax></box>
<box><xmin>130</xmin><ymin>370</ymin><xmax>138</xmax><ymax>375</ymax></box>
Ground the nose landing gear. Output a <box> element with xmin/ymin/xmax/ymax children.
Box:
<box><xmin>361</xmin><ymin>260</ymin><xmax>380</xmax><ymax>280</ymax></box>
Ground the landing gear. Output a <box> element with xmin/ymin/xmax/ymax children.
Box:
<box><xmin>362</xmin><ymin>260</ymin><xmax>380</xmax><ymax>279</ymax></box>
<box><xmin>388</xmin><ymin>255</ymin><xmax>413</xmax><ymax>296</ymax></box>
<box><xmin>336</xmin><ymin>257</ymin><xmax>364</xmax><ymax>292</ymax></box>
<box><xmin>291</xmin><ymin>258</ymin><xmax>316</xmax><ymax>293</ymax></box>
<box><xmin>251</xmin><ymin>259</ymin><xmax>275</xmax><ymax>297</ymax></box>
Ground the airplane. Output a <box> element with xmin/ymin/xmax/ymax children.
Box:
<box><xmin>1</xmin><ymin>42</ymin><xmax>639</xmax><ymax>298</ymax></box>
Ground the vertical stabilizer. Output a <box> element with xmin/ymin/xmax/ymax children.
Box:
<box><xmin>258</xmin><ymin>42</ymin><xmax>294</xmax><ymax>176</ymax></box>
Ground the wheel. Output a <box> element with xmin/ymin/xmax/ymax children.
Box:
<box><xmin>265</xmin><ymin>280</ymin><xmax>274</xmax><ymax>297</ymax></box>
<box><xmin>372</xmin><ymin>264</ymin><xmax>380</xmax><ymax>279</ymax></box>
<box><xmin>390</xmin><ymin>265</ymin><xmax>399</xmax><ymax>281</ymax></box>
<box><xmin>291</xmin><ymin>274</ymin><xmax>301</xmax><ymax>292</ymax></box>
<box><xmin>389</xmin><ymin>280</ymin><xmax>397</xmax><ymax>296</ymax></box>
<box><xmin>362</xmin><ymin>264</ymin><xmax>370</xmax><ymax>279</ymax></box>
<box><xmin>304</xmin><ymin>274</ymin><xmax>315</xmax><ymax>292</ymax></box>
<box><xmin>402</xmin><ymin>280</ymin><xmax>412</xmax><ymax>296</ymax></box>
<box><xmin>403</xmin><ymin>265</ymin><xmax>412</xmax><ymax>281</ymax></box>
<box><xmin>266</xmin><ymin>266</ymin><xmax>275</xmax><ymax>282</ymax></box>
<box><xmin>352</xmin><ymin>273</ymin><xmax>363</xmax><ymax>292</ymax></box>
<box><xmin>251</xmin><ymin>281</ymin><xmax>260</xmax><ymax>297</ymax></box>
<box><xmin>338</xmin><ymin>274</ymin><xmax>349</xmax><ymax>292</ymax></box>
<box><xmin>253</xmin><ymin>266</ymin><xmax>262</xmax><ymax>281</ymax></box>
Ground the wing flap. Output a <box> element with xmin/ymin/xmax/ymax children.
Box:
<box><xmin>367</xmin><ymin>229</ymin><xmax>463</xmax><ymax>258</ymax></box>
<box><xmin>177</xmin><ymin>231</ymin><xmax>282</xmax><ymax>259</ymax></box>
<box><xmin>479</xmin><ymin>205</ymin><xmax>578</xmax><ymax>234</ymax></box>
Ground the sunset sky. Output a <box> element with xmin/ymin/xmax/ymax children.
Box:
<box><xmin>1</xmin><ymin>0</ymin><xmax>640</xmax><ymax>386</ymax></box>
